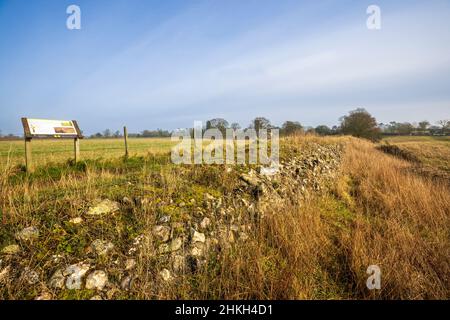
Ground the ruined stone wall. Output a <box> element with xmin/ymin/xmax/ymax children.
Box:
<box><xmin>0</xmin><ymin>143</ymin><xmax>344</xmax><ymax>299</ymax></box>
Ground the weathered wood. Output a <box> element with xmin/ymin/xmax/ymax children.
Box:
<box><xmin>74</xmin><ymin>138</ymin><xmax>80</xmax><ymax>163</ymax></box>
<box><xmin>24</xmin><ymin>138</ymin><xmax>33</xmax><ymax>173</ymax></box>
<box><xmin>124</xmin><ymin>126</ymin><xmax>129</xmax><ymax>157</ymax></box>
<box><xmin>72</xmin><ymin>120</ymin><xmax>83</xmax><ymax>138</ymax></box>
<box><xmin>21</xmin><ymin>117</ymin><xmax>32</xmax><ymax>139</ymax></box>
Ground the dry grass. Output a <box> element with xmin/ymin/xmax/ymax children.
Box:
<box><xmin>338</xmin><ymin>138</ymin><xmax>449</xmax><ymax>299</ymax></box>
<box><xmin>381</xmin><ymin>136</ymin><xmax>450</xmax><ymax>181</ymax></box>
<box><xmin>180</xmin><ymin>136</ymin><xmax>450</xmax><ymax>299</ymax></box>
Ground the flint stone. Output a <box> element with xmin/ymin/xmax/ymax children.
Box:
<box><xmin>86</xmin><ymin>199</ymin><xmax>120</xmax><ymax>216</ymax></box>
<box><xmin>23</xmin><ymin>267</ymin><xmax>40</xmax><ymax>285</ymax></box>
<box><xmin>159</xmin><ymin>268</ymin><xmax>173</xmax><ymax>282</ymax></box>
<box><xmin>91</xmin><ymin>239</ymin><xmax>115</xmax><ymax>256</ymax></box>
<box><xmin>158</xmin><ymin>237</ymin><xmax>183</xmax><ymax>254</ymax></box>
<box><xmin>64</xmin><ymin>262</ymin><xmax>90</xmax><ymax>290</ymax></box>
<box><xmin>85</xmin><ymin>270</ymin><xmax>108</xmax><ymax>290</ymax></box>
<box><xmin>192</xmin><ymin>231</ymin><xmax>206</xmax><ymax>243</ymax></box>
<box><xmin>152</xmin><ymin>225</ymin><xmax>171</xmax><ymax>242</ymax></box>
<box><xmin>191</xmin><ymin>242</ymin><xmax>206</xmax><ymax>257</ymax></box>
<box><xmin>49</xmin><ymin>270</ymin><xmax>65</xmax><ymax>289</ymax></box>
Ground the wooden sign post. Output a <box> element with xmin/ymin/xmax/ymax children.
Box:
<box><xmin>73</xmin><ymin>120</ymin><xmax>82</xmax><ymax>163</ymax></box>
<box><xmin>21</xmin><ymin>118</ymin><xmax>83</xmax><ymax>172</ymax></box>
<box><xmin>24</xmin><ymin>137</ymin><xmax>33</xmax><ymax>172</ymax></box>
<box><xmin>74</xmin><ymin>137</ymin><xmax>80</xmax><ymax>163</ymax></box>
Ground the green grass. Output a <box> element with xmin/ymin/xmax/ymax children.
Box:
<box><xmin>0</xmin><ymin>138</ymin><xmax>175</xmax><ymax>169</ymax></box>
<box><xmin>0</xmin><ymin>137</ymin><xmax>259</xmax><ymax>171</ymax></box>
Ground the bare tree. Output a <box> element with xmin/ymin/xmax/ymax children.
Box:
<box><xmin>437</xmin><ymin>119</ymin><xmax>450</xmax><ymax>134</ymax></box>
<box><xmin>437</xmin><ymin>119</ymin><xmax>449</xmax><ymax>129</ymax></box>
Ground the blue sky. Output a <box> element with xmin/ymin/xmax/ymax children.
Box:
<box><xmin>1</xmin><ymin>0</ymin><xmax>449</xmax><ymax>135</ymax></box>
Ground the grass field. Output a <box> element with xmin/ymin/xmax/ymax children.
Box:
<box><xmin>0</xmin><ymin>135</ymin><xmax>449</xmax><ymax>300</ymax></box>
<box><xmin>0</xmin><ymin>138</ymin><xmax>175</xmax><ymax>169</ymax></box>
<box><xmin>381</xmin><ymin>136</ymin><xmax>450</xmax><ymax>181</ymax></box>
<box><xmin>1</xmin><ymin>135</ymin><xmax>447</xmax><ymax>170</ymax></box>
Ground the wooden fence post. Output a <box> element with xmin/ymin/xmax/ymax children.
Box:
<box><xmin>124</xmin><ymin>126</ymin><xmax>129</xmax><ymax>157</ymax></box>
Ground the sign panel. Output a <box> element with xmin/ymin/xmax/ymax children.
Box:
<box><xmin>22</xmin><ymin>118</ymin><xmax>82</xmax><ymax>138</ymax></box>
<box><xmin>20</xmin><ymin>117</ymin><xmax>83</xmax><ymax>172</ymax></box>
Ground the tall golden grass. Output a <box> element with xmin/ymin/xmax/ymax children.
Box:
<box><xmin>174</xmin><ymin>137</ymin><xmax>449</xmax><ymax>299</ymax></box>
<box><xmin>338</xmin><ymin>138</ymin><xmax>449</xmax><ymax>299</ymax></box>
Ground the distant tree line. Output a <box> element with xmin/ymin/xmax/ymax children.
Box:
<box><xmin>197</xmin><ymin>112</ymin><xmax>378</xmax><ymax>141</ymax></box>
<box><xmin>0</xmin><ymin>129</ymin><xmax>21</xmax><ymax>140</ymax></box>
<box><xmin>194</xmin><ymin>111</ymin><xmax>449</xmax><ymax>142</ymax></box>
<box><xmin>379</xmin><ymin>119</ymin><xmax>449</xmax><ymax>136</ymax></box>
<box><xmin>89</xmin><ymin>128</ymin><xmax>171</xmax><ymax>138</ymax></box>
<box><xmin>138</xmin><ymin>129</ymin><xmax>171</xmax><ymax>138</ymax></box>
<box><xmin>90</xmin><ymin>129</ymin><xmax>122</xmax><ymax>138</ymax></box>
<box><xmin>2</xmin><ymin>111</ymin><xmax>447</xmax><ymax>142</ymax></box>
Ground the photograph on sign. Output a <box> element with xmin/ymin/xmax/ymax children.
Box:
<box><xmin>27</xmin><ymin>118</ymin><xmax>77</xmax><ymax>136</ymax></box>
